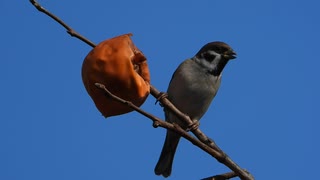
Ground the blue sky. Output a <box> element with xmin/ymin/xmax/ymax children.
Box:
<box><xmin>1</xmin><ymin>1</ymin><xmax>319</xmax><ymax>179</ymax></box>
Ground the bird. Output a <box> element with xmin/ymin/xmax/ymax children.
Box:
<box><xmin>154</xmin><ymin>41</ymin><xmax>236</xmax><ymax>177</ymax></box>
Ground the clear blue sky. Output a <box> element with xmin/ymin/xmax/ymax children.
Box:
<box><xmin>1</xmin><ymin>1</ymin><xmax>319</xmax><ymax>180</ymax></box>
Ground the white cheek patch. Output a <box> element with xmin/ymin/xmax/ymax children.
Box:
<box><xmin>207</xmin><ymin>50</ymin><xmax>222</xmax><ymax>63</ymax></box>
<box><xmin>200</xmin><ymin>50</ymin><xmax>222</xmax><ymax>71</ymax></box>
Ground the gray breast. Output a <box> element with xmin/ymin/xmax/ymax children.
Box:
<box><xmin>167</xmin><ymin>59</ymin><xmax>221</xmax><ymax>122</ymax></box>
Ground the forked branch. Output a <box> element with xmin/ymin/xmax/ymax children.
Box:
<box><xmin>95</xmin><ymin>83</ymin><xmax>224</xmax><ymax>158</ymax></box>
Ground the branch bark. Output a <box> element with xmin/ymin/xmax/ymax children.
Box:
<box><xmin>29</xmin><ymin>1</ymin><xmax>254</xmax><ymax>180</ymax></box>
<box><xmin>95</xmin><ymin>83</ymin><xmax>223</xmax><ymax>158</ymax></box>
<box><xmin>201</xmin><ymin>171</ymin><xmax>238</xmax><ymax>180</ymax></box>
<box><xmin>150</xmin><ymin>87</ymin><xmax>252</xmax><ymax>180</ymax></box>
<box><xmin>30</xmin><ymin>0</ymin><xmax>96</xmax><ymax>48</ymax></box>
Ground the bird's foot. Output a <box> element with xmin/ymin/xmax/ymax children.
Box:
<box><xmin>155</xmin><ymin>92</ymin><xmax>168</xmax><ymax>106</ymax></box>
<box><xmin>186</xmin><ymin>120</ymin><xmax>200</xmax><ymax>132</ymax></box>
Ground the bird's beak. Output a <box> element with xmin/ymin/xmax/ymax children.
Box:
<box><xmin>224</xmin><ymin>50</ymin><xmax>237</xmax><ymax>60</ymax></box>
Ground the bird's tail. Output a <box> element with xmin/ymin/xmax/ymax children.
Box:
<box><xmin>154</xmin><ymin>131</ymin><xmax>181</xmax><ymax>178</ymax></box>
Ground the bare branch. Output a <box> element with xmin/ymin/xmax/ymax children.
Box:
<box><xmin>29</xmin><ymin>0</ymin><xmax>96</xmax><ymax>47</ymax></box>
<box><xmin>29</xmin><ymin>1</ymin><xmax>254</xmax><ymax>180</ymax></box>
<box><xmin>150</xmin><ymin>86</ymin><xmax>222</xmax><ymax>151</ymax></box>
<box><xmin>94</xmin><ymin>83</ymin><xmax>223</xmax><ymax>160</ymax></box>
<box><xmin>201</xmin><ymin>171</ymin><xmax>238</xmax><ymax>180</ymax></box>
<box><xmin>150</xmin><ymin>87</ymin><xmax>253</xmax><ymax>180</ymax></box>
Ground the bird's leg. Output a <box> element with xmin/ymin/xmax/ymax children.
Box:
<box><xmin>154</xmin><ymin>92</ymin><xmax>168</xmax><ymax>106</ymax></box>
<box><xmin>186</xmin><ymin>120</ymin><xmax>200</xmax><ymax>132</ymax></box>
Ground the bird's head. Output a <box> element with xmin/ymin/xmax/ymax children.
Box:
<box><xmin>193</xmin><ymin>41</ymin><xmax>237</xmax><ymax>76</ymax></box>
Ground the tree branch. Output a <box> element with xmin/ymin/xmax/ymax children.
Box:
<box><xmin>95</xmin><ymin>83</ymin><xmax>222</xmax><ymax>157</ymax></box>
<box><xmin>29</xmin><ymin>1</ymin><xmax>254</xmax><ymax>180</ymax></box>
<box><xmin>30</xmin><ymin>0</ymin><xmax>96</xmax><ymax>48</ymax></box>
<box><xmin>201</xmin><ymin>171</ymin><xmax>238</xmax><ymax>180</ymax></box>
<box><xmin>150</xmin><ymin>87</ymin><xmax>253</xmax><ymax>180</ymax></box>
<box><xmin>96</xmin><ymin>83</ymin><xmax>250</xmax><ymax>180</ymax></box>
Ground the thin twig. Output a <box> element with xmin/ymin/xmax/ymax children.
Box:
<box><xmin>150</xmin><ymin>87</ymin><xmax>252</xmax><ymax>179</ymax></box>
<box><xmin>95</xmin><ymin>83</ymin><xmax>222</xmax><ymax>158</ymax></box>
<box><xmin>96</xmin><ymin>83</ymin><xmax>249</xmax><ymax>180</ymax></box>
<box><xmin>150</xmin><ymin>86</ymin><xmax>223</xmax><ymax>151</ymax></box>
<box><xmin>201</xmin><ymin>171</ymin><xmax>238</xmax><ymax>180</ymax></box>
<box><xmin>30</xmin><ymin>0</ymin><xmax>95</xmax><ymax>47</ymax></box>
<box><xmin>29</xmin><ymin>1</ymin><xmax>254</xmax><ymax>180</ymax></box>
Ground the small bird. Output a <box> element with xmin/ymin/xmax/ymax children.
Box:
<box><xmin>154</xmin><ymin>41</ymin><xmax>236</xmax><ymax>177</ymax></box>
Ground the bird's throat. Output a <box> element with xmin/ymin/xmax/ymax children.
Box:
<box><xmin>211</xmin><ymin>59</ymin><xmax>229</xmax><ymax>76</ymax></box>
<box><xmin>192</xmin><ymin>56</ymin><xmax>229</xmax><ymax>76</ymax></box>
